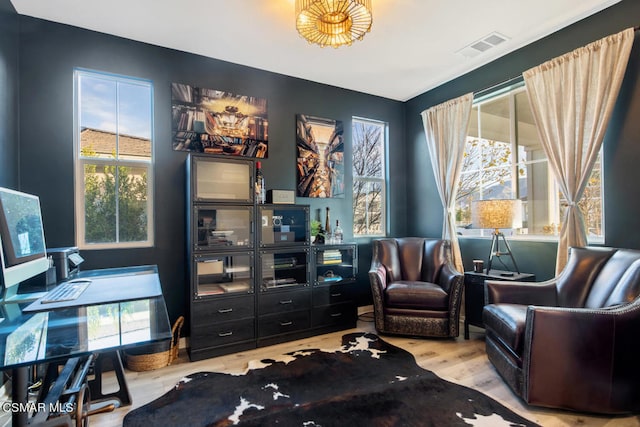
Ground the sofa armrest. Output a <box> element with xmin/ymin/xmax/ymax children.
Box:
<box><xmin>485</xmin><ymin>279</ymin><xmax>558</xmax><ymax>306</ymax></box>
<box><xmin>522</xmin><ymin>305</ymin><xmax>626</xmax><ymax>413</ymax></box>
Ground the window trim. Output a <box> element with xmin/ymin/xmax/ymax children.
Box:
<box><xmin>73</xmin><ymin>68</ymin><xmax>155</xmax><ymax>250</ymax></box>
<box><xmin>352</xmin><ymin>116</ymin><xmax>388</xmax><ymax>238</ymax></box>
<box><xmin>457</xmin><ymin>82</ymin><xmax>605</xmax><ymax>244</ymax></box>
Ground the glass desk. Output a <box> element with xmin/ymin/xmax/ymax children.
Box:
<box><xmin>0</xmin><ymin>265</ymin><xmax>171</xmax><ymax>426</ymax></box>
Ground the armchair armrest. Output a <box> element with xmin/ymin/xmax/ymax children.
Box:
<box><xmin>368</xmin><ymin>262</ymin><xmax>388</xmax><ymax>332</ymax></box>
<box><xmin>485</xmin><ymin>279</ymin><xmax>558</xmax><ymax>306</ymax></box>
<box><xmin>437</xmin><ymin>262</ymin><xmax>462</xmax><ymax>293</ymax></box>
<box><xmin>368</xmin><ymin>262</ymin><xmax>387</xmax><ymax>292</ymax></box>
<box><xmin>523</xmin><ymin>305</ymin><xmax>628</xmax><ymax>413</ymax></box>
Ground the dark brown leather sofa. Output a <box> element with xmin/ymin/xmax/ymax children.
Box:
<box><xmin>368</xmin><ymin>237</ymin><xmax>464</xmax><ymax>338</ymax></box>
<box><xmin>483</xmin><ymin>246</ymin><xmax>640</xmax><ymax>414</ymax></box>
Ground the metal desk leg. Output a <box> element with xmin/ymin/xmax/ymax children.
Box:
<box><xmin>87</xmin><ymin>350</ymin><xmax>131</xmax><ymax>410</ymax></box>
<box><xmin>11</xmin><ymin>366</ymin><xmax>29</xmax><ymax>427</ymax></box>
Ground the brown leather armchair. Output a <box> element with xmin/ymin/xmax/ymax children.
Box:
<box><xmin>483</xmin><ymin>246</ymin><xmax>640</xmax><ymax>414</ymax></box>
<box><xmin>368</xmin><ymin>237</ymin><xmax>464</xmax><ymax>338</ymax></box>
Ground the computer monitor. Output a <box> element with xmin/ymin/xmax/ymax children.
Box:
<box><xmin>0</xmin><ymin>187</ymin><xmax>49</xmax><ymax>301</ymax></box>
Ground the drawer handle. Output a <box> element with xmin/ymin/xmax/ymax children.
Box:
<box><xmin>218</xmin><ymin>308</ymin><xmax>234</xmax><ymax>314</ymax></box>
<box><xmin>280</xmin><ymin>321</ymin><xmax>293</xmax><ymax>326</ymax></box>
<box><xmin>330</xmin><ymin>313</ymin><xmax>343</xmax><ymax>317</ymax></box>
<box><xmin>330</xmin><ymin>293</ymin><xmax>342</xmax><ymax>297</ymax></box>
<box><xmin>279</xmin><ymin>300</ymin><xmax>293</xmax><ymax>305</ymax></box>
<box><xmin>218</xmin><ymin>331</ymin><xmax>233</xmax><ymax>337</ymax></box>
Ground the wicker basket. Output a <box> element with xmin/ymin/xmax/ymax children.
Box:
<box><xmin>125</xmin><ymin>316</ymin><xmax>184</xmax><ymax>372</ymax></box>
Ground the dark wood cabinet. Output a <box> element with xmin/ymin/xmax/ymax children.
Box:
<box><xmin>187</xmin><ymin>155</ymin><xmax>257</xmax><ymax>360</ymax></box>
<box><xmin>464</xmin><ymin>269</ymin><xmax>535</xmax><ymax>339</ymax></box>
<box><xmin>311</xmin><ymin>244</ymin><xmax>358</xmax><ymax>330</ymax></box>
<box><xmin>187</xmin><ymin>154</ymin><xmax>357</xmax><ymax>360</ymax></box>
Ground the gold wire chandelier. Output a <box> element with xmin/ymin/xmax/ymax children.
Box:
<box><xmin>295</xmin><ymin>0</ymin><xmax>373</xmax><ymax>48</ymax></box>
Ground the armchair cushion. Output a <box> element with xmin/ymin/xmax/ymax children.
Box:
<box><xmin>483</xmin><ymin>304</ymin><xmax>527</xmax><ymax>360</ymax></box>
<box><xmin>385</xmin><ymin>281</ymin><xmax>448</xmax><ymax>310</ymax></box>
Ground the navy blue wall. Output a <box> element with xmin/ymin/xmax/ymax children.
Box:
<box><xmin>404</xmin><ymin>0</ymin><xmax>640</xmax><ymax>280</ymax></box>
<box><xmin>0</xmin><ymin>0</ymin><xmax>19</xmax><ymax>188</ymax></box>
<box><xmin>16</xmin><ymin>17</ymin><xmax>405</xmax><ymax>323</ymax></box>
<box><xmin>10</xmin><ymin>0</ymin><xmax>640</xmax><ymax>326</ymax></box>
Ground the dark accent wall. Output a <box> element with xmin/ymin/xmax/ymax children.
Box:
<box><xmin>0</xmin><ymin>0</ymin><xmax>19</xmax><ymax>188</ymax></box>
<box><xmin>404</xmin><ymin>0</ymin><xmax>640</xmax><ymax>281</ymax></box>
<box><xmin>16</xmin><ymin>17</ymin><xmax>405</xmax><ymax>323</ymax></box>
<box><xmin>13</xmin><ymin>0</ymin><xmax>640</xmax><ymax>326</ymax></box>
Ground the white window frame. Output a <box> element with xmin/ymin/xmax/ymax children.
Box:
<box><xmin>352</xmin><ymin>117</ymin><xmax>387</xmax><ymax>237</ymax></box>
<box><xmin>73</xmin><ymin>69</ymin><xmax>154</xmax><ymax>250</ymax></box>
<box><xmin>457</xmin><ymin>83</ymin><xmax>604</xmax><ymax>243</ymax></box>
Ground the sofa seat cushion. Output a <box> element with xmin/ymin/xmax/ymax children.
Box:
<box><xmin>385</xmin><ymin>281</ymin><xmax>448</xmax><ymax>310</ymax></box>
<box><xmin>483</xmin><ymin>304</ymin><xmax>528</xmax><ymax>358</ymax></box>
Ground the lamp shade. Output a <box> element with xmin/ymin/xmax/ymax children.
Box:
<box><xmin>472</xmin><ymin>199</ymin><xmax>522</xmax><ymax>230</ymax></box>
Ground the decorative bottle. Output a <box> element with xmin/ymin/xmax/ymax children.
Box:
<box><xmin>334</xmin><ymin>219</ymin><xmax>343</xmax><ymax>243</ymax></box>
<box><xmin>325</xmin><ymin>207</ymin><xmax>332</xmax><ymax>242</ymax></box>
<box><xmin>255</xmin><ymin>161</ymin><xmax>266</xmax><ymax>204</ymax></box>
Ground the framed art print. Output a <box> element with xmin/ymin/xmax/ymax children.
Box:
<box><xmin>296</xmin><ymin>114</ymin><xmax>344</xmax><ymax>198</ymax></box>
<box><xmin>171</xmin><ymin>83</ymin><xmax>268</xmax><ymax>158</ymax></box>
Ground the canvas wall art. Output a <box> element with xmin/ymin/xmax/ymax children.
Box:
<box><xmin>296</xmin><ymin>114</ymin><xmax>344</xmax><ymax>198</ymax></box>
<box><xmin>171</xmin><ymin>83</ymin><xmax>268</xmax><ymax>158</ymax></box>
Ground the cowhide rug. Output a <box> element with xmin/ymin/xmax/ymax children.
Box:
<box><xmin>123</xmin><ymin>332</ymin><xmax>539</xmax><ymax>426</ymax></box>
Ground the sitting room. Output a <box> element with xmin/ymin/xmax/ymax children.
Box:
<box><xmin>1</xmin><ymin>0</ymin><xmax>640</xmax><ymax>426</ymax></box>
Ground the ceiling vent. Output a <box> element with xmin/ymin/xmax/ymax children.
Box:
<box><xmin>457</xmin><ymin>32</ymin><xmax>509</xmax><ymax>58</ymax></box>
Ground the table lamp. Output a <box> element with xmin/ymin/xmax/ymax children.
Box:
<box><xmin>472</xmin><ymin>199</ymin><xmax>522</xmax><ymax>275</ymax></box>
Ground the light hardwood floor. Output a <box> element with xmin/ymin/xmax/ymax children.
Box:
<box><xmin>7</xmin><ymin>313</ymin><xmax>640</xmax><ymax>426</ymax></box>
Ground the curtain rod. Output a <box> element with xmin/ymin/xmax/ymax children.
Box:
<box><xmin>474</xmin><ymin>27</ymin><xmax>638</xmax><ymax>99</ymax></box>
<box><xmin>473</xmin><ymin>75</ymin><xmax>524</xmax><ymax>99</ymax></box>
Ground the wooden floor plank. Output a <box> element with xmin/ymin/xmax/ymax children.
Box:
<box><xmin>86</xmin><ymin>318</ymin><xmax>640</xmax><ymax>427</ymax></box>
<box><xmin>4</xmin><ymin>317</ymin><xmax>639</xmax><ymax>426</ymax></box>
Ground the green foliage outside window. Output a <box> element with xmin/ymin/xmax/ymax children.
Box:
<box><xmin>83</xmin><ymin>162</ymin><xmax>148</xmax><ymax>244</ymax></box>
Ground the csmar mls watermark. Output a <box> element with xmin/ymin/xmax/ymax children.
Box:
<box><xmin>2</xmin><ymin>401</ymin><xmax>75</xmax><ymax>414</ymax></box>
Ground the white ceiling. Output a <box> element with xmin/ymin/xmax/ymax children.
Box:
<box><xmin>10</xmin><ymin>0</ymin><xmax>622</xmax><ymax>101</ymax></box>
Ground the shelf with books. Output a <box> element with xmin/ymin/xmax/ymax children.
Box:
<box><xmin>312</xmin><ymin>244</ymin><xmax>357</xmax><ymax>287</ymax></box>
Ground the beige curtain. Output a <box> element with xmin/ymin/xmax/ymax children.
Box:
<box><xmin>524</xmin><ymin>28</ymin><xmax>634</xmax><ymax>274</ymax></box>
<box><xmin>421</xmin><ymin>93</ymin><xmax>473</xmax><ymax>272</ymax></box>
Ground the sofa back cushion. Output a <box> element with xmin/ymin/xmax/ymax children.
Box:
<box><xmin>585</xmin><ymin>250</ymin><xmax>640</xmax><ymax>308</ymax></box>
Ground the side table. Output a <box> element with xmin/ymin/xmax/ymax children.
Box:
<box><xmin>464</xmin><ymin>269</ymin><xmax>536</xmax><ymax>339</ymax></box>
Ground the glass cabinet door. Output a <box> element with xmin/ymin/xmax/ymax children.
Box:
<box><xmin>259</xmin><ymin>205</ymin><xmax>309</xmax><ymax>247</ymax></box>
<box><xmin>194</xmin><ymin>206</ymin><xmax>253</xmax><ymax>250</ymax></box>
<box><xmin>314</xmin><ymin>244</ymin><xmax>357</xmax><ymax>285</ymax></box>
<box><xmin>260</xmin><ymin>249</ymin><xmax>309</xmax><ymax>291</ymax></box>
<box><xmin>193</xmin><ymin>156</ymin><xmax>253</xmax><ymax>203</ymax></box>
<box><xmin>194</xmin><ymin>252</ymin><xmax>253</xmax><ymax>299</ymax></box>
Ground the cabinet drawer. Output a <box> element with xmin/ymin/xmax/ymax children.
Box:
<box><xmin>192</xmin><ymin>296</ymin><xmax>255</xmax><ymax>326</ymax></box>
<box><xmin>191</xmin><ymin>319</ymin><xmax>255</xmax><ymax>349</ymax></box>
<box><xmin>258</xmin><ymin>289</ymin><xmax>310</xmax><ymax>315</ymax></box>
<box><xmin>312</xmin><ymin>285</ymin><xmax>351</xmax><ymax>307</ymax></box>
<box><xmin>312</xmin><ymin>304</ymin><xmax>356</xmax><ymax>327</ymax></box>
<box><xmin>258</xmin><ymin>310</ymin><xmax>310</xmax><ymax>337</ymax></box>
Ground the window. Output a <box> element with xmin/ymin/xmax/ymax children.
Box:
<box><xmin>74</xmin><ymin>70</ymin><xmax>154</xmax><ymax>249</ymax></box>
<box><xmin>456</xmin><ymin>83</ymin><xmax>603</xmax><ymax>242</ymax></box>
<box><xmin>352</xmin><ymin>117</ymin><xmax>387</xmax><ymax>236</ymax></box>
